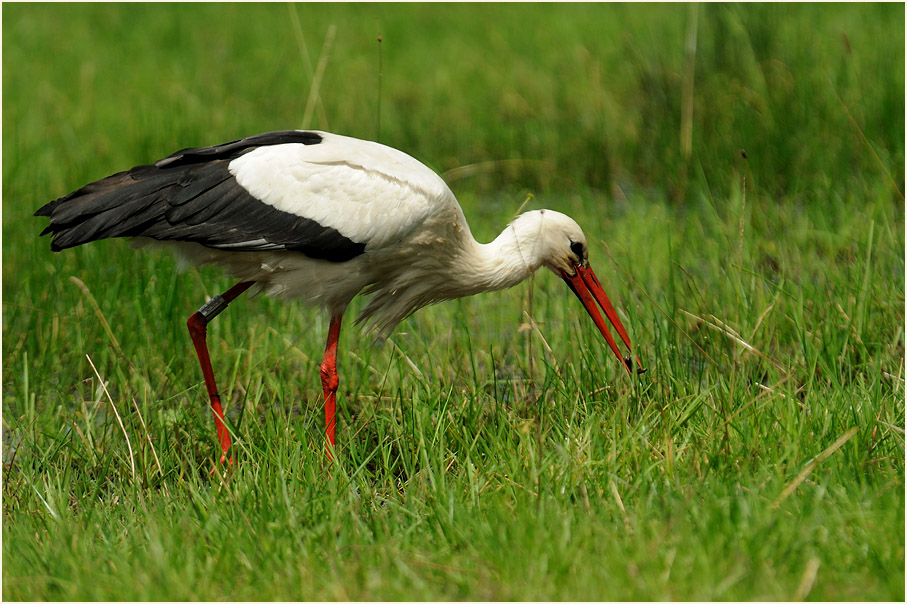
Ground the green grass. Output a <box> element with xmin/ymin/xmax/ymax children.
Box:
<box><xmin>3</xmin><ymin>3</ymin><xmax>904</xmax><ymax>601</ymax></box>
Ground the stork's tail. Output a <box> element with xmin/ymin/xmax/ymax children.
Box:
<box><xmin>35</xmin><ymin>166</ymin><xmax>165</xmax><ymax>251</ymax></box>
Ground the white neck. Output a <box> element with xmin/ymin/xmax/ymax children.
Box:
<box><xmin>450</xmin><ymin>223</ymin><xmax>545</xmax><ymax>295</ymax></box>
<box><xmin>359</xmin><ymin>209</ymin><xmax>566</xmax><ymax>334</ymax></box>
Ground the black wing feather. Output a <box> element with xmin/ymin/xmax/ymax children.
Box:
<box><xmin>35</xmin><ymin>130</ymin><xmax>366</xmax><ymax>262</ymax></box>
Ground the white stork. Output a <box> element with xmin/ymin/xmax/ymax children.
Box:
<box><xmin>36</xmin><ymin>130</ymin><xmax>643</xmax><ymax>465</ymax></box>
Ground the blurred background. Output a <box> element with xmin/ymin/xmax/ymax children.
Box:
<box><xmin>4</xmin><ymin>3</ymin><xmax>903</xmax><ymax>207</ymax></box>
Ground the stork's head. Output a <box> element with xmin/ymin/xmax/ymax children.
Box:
<box><xmin>511</xmin><ymin>209</ymin><xmax>645</xmax><ymax>375</ymax></box>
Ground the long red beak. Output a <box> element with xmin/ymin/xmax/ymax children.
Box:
<box><xmin>561</xmin><ymin>264</ymin><xmax>645</xmax><ymax>375</ymax></box>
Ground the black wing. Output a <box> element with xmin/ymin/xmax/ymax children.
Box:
<box><xmin>35</xmin><ymin>130</ymin><xmax>366</xmax><ymax>262</ymax></box>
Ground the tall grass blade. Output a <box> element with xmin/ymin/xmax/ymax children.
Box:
<box><xmin>772</xmin><ymin>426</ymin><xmax>860</xmax><ymax>509</ymax></box>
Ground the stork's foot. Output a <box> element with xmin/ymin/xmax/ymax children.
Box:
<box><xmin>209</xmin><ymin>453</ymin><xmax>234</xmax><ymax>476</ymax></box>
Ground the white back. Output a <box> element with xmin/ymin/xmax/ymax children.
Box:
<box><xmin>228</xmin><ymin>131</ymin><xmax>456</xmax><ymax>249</ymax></box>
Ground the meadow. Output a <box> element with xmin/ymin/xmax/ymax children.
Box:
<box><xmin>3</xmin><ymin>3</ymin><xmax>904</xmax><ymax>600</ymax></box>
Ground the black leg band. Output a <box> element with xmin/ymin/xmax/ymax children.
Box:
<box><xmin>196</xmin><ymin>294</ymin><xmax>229</xmax><ymax>320</ymax></box>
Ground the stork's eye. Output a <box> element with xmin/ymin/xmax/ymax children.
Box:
<box><xmin>570</xmin><ymin>241</ymin><xmax>584</xmax><ymax>259</ymax></box>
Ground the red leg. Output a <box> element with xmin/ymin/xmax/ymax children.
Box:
<box><xmin>186</xmin><ymin>281</ymin><xmax>254</xmax><ymax>466</ymax></box>
<box><xmin>320</xmin><ymin>313</ymin><xmax>343</xmax><ymax>452</ymax></box>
